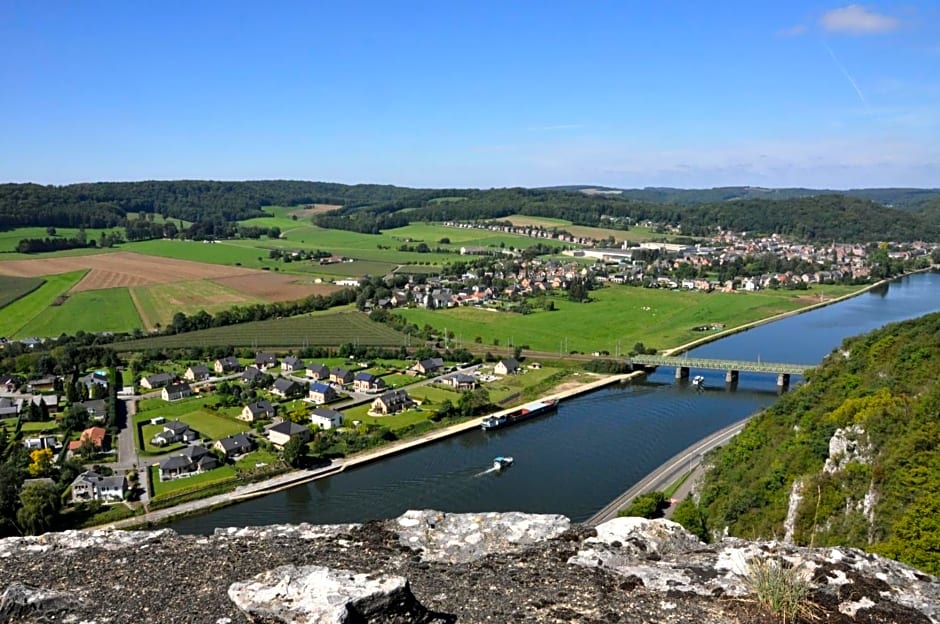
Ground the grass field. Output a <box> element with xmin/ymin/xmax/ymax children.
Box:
<box><xmin>0</xmin><ymin>275</ymin><xmax>44</xmax><ymax>310</ymax></box>
<box><xmin>500</xmin><ymin>215</ymin><xmax>662</xmax><ymax>243</ymax></box>
<box><xmin>0</xmin><ymin>227</ymin><xmax>123</xmax><ymax>254</ymax></box>
<box><xmin>150</xmin><ymin>464</ymin><xmax>237</xmax><ymax>498</ymax></box>
<box><xmin>397</xmin><ymin>284</ymin><xmax>865</xmax><ymax>354</ymax></box>
<box><xmin>114</xmin><ymin>309</ymin><xmax>408</xmax><ymax>350</ymax></box>
<box><xmin>131</xmin><ymin>280</ymin><xmax>263</xmax><ymax>330</ymax></box>
<box><xmin>0</xmin><ymin>270</ymin><xmax>87</xmax><ymax>338</ymax></box>
<box><xmin>17</xmin><ymin>288</ymin><xmax>143</xmax><ymax>337</ymax></box>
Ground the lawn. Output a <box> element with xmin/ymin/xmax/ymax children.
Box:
<box><xmin>113</xmin><ymin>310</ymin><xmax>408</xmax><ymax>350</ymax></box>
<box><xmin>17</xmin><ymin>287</ymin><xmax>143</xmax><ymax>338</ymax></box>
<box><xmin>139</xmin><ymin>407</ymin><xmax>250</xmax><ymax>452</ymax></box>
<box><xmin>500</xmin><ymin>215</ymin><xmax>665</xmax><ymax>244</ymax></box>
<box><xmin>234</xmin><ymin>448</ymin><xmax>281</xmax><ymax>475</ymax></box>
<box><xmin>131</xmin><ymin>279</ymin><xmax>263</xmax><ymax>330</ymax></box>
<box><xmin>0</xmin><ymin>226</ymin><xmax>124</xmax><ymax>254</ymax></box>
<box><xmin>396</xmin><ymin>284</ymin><xmax>862</xmax><ymax>354</ymax></box>
<box><xmin>0</xmin><ymin>275</ymin><xmax>44</xmax><ymax>310</ymax></box>
<box><xmin>1</xmin><ymin>419</ymin><xmax>59</xmax><ymax>435</ymax></box>
<box><xmin>0</xmin><ymin>270</ymin><xmax>87</xmax><ymax>337</ymax></box>
<box><xmin>341</xmin><ymin>403</ymin><xmax>432</xmax><ymax>430</ymax></box>
<box><xmin>150</xmin><ymin>464</ymin><xmax>237</xmax><ymax>499</ymax></box>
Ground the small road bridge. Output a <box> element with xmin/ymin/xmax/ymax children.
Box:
<box><xmin>627</xmin><ymin>354</ymin><xmax>816</xmax><ymax>387</ymax></box>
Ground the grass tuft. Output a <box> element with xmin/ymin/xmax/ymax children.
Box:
<box><xmin>744</xmin><ymin>557</ymin><xmax>819</xmax><ymax>623</ymax></box>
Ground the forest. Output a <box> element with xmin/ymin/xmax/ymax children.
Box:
<box><xmin>1</xmin><ymin>181</ymin><xmax>939</xmax><ymax>243</ymax></box>
<box><xmin>682</xmin><ymin>311</ymin><xmax>940</xmax><ymax>574</ymax></box>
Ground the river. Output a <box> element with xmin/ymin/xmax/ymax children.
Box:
<box><xmin>170</xmin><ymin>271</ymin><xmax>940</xmax><ymax>534</ymax></box>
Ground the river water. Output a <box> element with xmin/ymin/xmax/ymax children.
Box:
<box><xmin>170</xmin><ymin>272</ymin><xmax>940</xmax><ymax>534</ymax></box>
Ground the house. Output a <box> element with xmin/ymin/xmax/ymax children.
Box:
<box><xmin>213</xmin><ymin>433</ymin><xmax>254</xmax><ymax>458</ymax></box>
<box><xmin>241</xmin><ymin>366</ymin><xmax>263</xmax><ymax>384</ymax></box>
<box><xmin>271</xmin><ymin>378</ymin><xmax>303</xmax><ymax>398</ymax></box>
<box><xmin>266</xmin><ymin>420</ymin><xmax>312</xmax><ymax>448</ymax></box>
<box><xmin>15</xmin><ymin>394</ymin><xmax>59</xmax><ymax>415</ymax></box>
<box><xmin>184</xmin><ymin>365</ymin><xmax>211</xmax><ymax>382</ymax></box>
<box><xmin>495</xmin><ymin>358</ymin><xmax>520</xmax><ymax>376</ymax></box>
<box><xmin>255</xmin><ymin>352</ymin><xmax>279</xmax><ymax>370</ymax></box>
<box><xmin>158</xmin><ymin>445</ymin><xmax>218</xmax><ymax>481</ymax></box>
<box><xmin>26</xmin><ymin>375</ymin><xmax>57</xmax><ymax>392</ymax></box>
<box><xmin>308</xmin><ymin>382</ymin><xmax>338</xmax><ymax>405</ymax></box>
<box><xmin>23</xmin><ymin>436</ymin><xmax>59</xmax><ymax>451</ymax></box>
<box><xmin>305</xmin><ymin>363</ymin><xmax>330</xmax><ymax>380</ymax></box>
<box><xmin>150</xmin><ymin>420</ymin><xmax>198</xmax><ymax>447</ymax></box>
<box><xmin>75</xmin><ymin>398</ymin><xmax>107</xmax><ymax>422</ymax></box>
<box><xmin>329</xmin><ymin>368</ymin><xmax>354</xmax><ymax>385</ymax></box>
<box><xmin>443</xmin><ymin>373</ymin><xmax>476</xmax><ymax>390</ymax></box>
<box><xmin>78</xmin><ymin>371</ymin><xmax>109</xmax><ymax>391</ymax></box>
<box><xmin>0</xmin><ymin>398</ymin><xmax>18</xmax><ymax>418</ymax></box>
<box><xmin>67</xmin><ymin>426</ymin><xmax>108</xmax><ymax>452</ymax></box>
<box><xmin>240</xmin><ymin>400</ymin><xmax>275</xmax><ymax>422</ymax></box>
<box><xmin>310</xmin><ymin>407</ymin><xmax>343</xmax><ymax>430</ymax></box>
<box><xmin>353</xmin><ymin>372</ymin><xmax>386</xmax><ymax>393</ymax></box>
<box><xmin>140</xmin><ymin>372</ymin><xmax>175</xmax><ymax>390</ymax></box>
<box><xmin>370</xmin><ymin>389</ymin><xmax>413</xmax><ymax>415</ymax></box>
<box><xmin>162</xmin><ymin>383</ymin><xmax>193</xmax><ymax>401</ymax></box>
<box><xmin>0</xmin><ymin>375</ymin><xmax>23</xmax><ymax>393</ymax></box>
<box><xmin>281</xmin><ymin>356</ymin><xmax>305</xmax><ymax>373</ymax></box>
<box><xmin>70</xmin><ymin>470</ymin><xmax>127</xmax><ymax>503</ymax></box>
<box><xmin>410</xmin><ymin>357</ymin><xmax>445</xmax><ymax>376</ymax></box>
<box><xmin>214</xmin><ymin>356</ymin><xmax>244</xmax><ymax>374</ymax></box>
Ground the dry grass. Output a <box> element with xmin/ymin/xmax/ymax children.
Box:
<box><xmin>743</xmin><ymin>557</ymin><xmax>820</xmax><ymax>623</ymax></box>
<box><xmin>288</xmin><ymin>204</ymin><xmax>342</xmax><ymax>218</ymax></box>
<box><xmin>212</xmin><ymin>274</ymin><xmax>341</xmax><ymax>301</ymax></box>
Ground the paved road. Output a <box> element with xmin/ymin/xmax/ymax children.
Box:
<box><xmin>585</xmin><ymin>417</ymin><xmax>751</xmax><ymax>526</ymax></box>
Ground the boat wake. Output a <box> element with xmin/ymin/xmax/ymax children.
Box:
<box><xmin>473</xmin><ymin>467</ymin><xmax>499</xmax><ymax>477</ymax></box>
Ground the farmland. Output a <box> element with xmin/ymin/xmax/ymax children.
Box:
<box><xmin>131</xmin><ymin>280</ymin><xmax>262</xmax><ymax>330</ymax></box>
<box><xmin>0</xmin><ymin>271</ymin><xmax>87</xmax><ymax>338</ymax></box>
<box><xmin>17</xmin><ymin>288</ymin><xmax>143</xmax><ymax>337</ymax></box>
<box><xmin>113</xmin><ymin>310</ymin><xmax>409</xmax><ymax>350</ymax></box>
<box><xmin>396</xmin><ymin>284</ymin><xmax>864</xmax><ymax>354</ymax></box>
<box><xmin>500</xmin><ymin>215</ymin><xmax>661</xmax><ymax>243</ymax></box>
<box><xmin>0</xmin><ymin>275</ymin><xmax>44</xmax><ymax>310</ymax></box>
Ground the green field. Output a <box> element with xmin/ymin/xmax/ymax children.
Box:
<box><xmin>397</xmin><ymin>285</ymin><xmax>864</xmax><ymax>354</ymax></box>
<box><xmin>0</xmin><ymin>271</ymin><xmax>87</xmax><ymax>338</ymax></box>
<box><xmin>0</xmin><ymin>275</ymin><xmax>44</xmax><ymax>310</ymax></box>
<box><xmin>114</xmin><ymin>309</ymin><xmax>408</xmax><ymax>350</ymax></box>
<box><xmin>0</xmin><ymin>226</ymin><xmax>124</xmax><ymax>254</ymax></box>
<box><xmin>17</xmin><ymin>288</ymin><xmax>143</xmax><ymax>338</ymax></box>
<box><xmin>501</xmin><ymin>215</ymin><xmax>661</xmax><ymax>244</ymax></box>
<box><xmin>150</xmin><ymin>464</ymin><xmax>237</xmax><ymax>498</ymax></box>
<box><xmin>131</xmin><ymin>280</ymin><xmax>263</xmax><ymax>330</ymax></box>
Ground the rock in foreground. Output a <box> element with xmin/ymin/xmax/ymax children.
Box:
<box><xmin>0</xmin><ymin>511</ymin><xmax>937</xmax><ymax>623</ymax></box>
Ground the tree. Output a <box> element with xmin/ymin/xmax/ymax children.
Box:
<box><xmin>77</xmin><ymin>436</ymin><xmax>98</xmax><ymax>461</ymax></box>
<box><xmin>671</xmin><ymin>496</ymin><xmax>709</xmax><ymax>542</ymax></box>
<box><xmin>16</xmin><ymin>482</ymin><xmax>60</xmax><ymax>535</ymax></box>
<box><xmin>0</xmin><ymin>463</ymin><xmax>25</xmax><ymax>535</ymax></box>
<box><xmin>618</xmin><ymin>491</ymin><xmax>668</xmax><ymax>519</ymax></box>
<box><xmin>27</xmin><ymin>449</ymin><xmax>54</xmax><ymax>478</ymax></box>
<box><xmin>62</xmin><ymin>405</ymin><xmax>89</xmax><ymax>432</ymax></box>
<box><xmin>282</xmin><ymin>435</ymin><xmax>309</xmax><ymax>468</ymax></box>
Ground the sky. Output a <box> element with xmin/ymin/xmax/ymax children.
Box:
<box><xmin>2</xmin><ymin>1</ymin><xmax>939</xmax><ymax>189</ymax></box>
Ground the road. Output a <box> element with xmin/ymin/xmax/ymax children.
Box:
<box><xmin>585</xmin><ymin>417</ymin><xmax>751</xmax><ymax>526</ymax></box>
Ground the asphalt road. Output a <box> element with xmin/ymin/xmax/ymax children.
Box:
<box><xmin>585</xmin><ymin>417</ymin><xmax>751</xmax><ymax>526</ymax></box>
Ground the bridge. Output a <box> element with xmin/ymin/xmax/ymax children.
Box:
<box><xmin>627</xmin><ymin>354</ymin><xmax>816</xmax><ymax>387</ymax></box>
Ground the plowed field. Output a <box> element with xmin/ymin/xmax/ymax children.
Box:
<box><xmin>212</xmin><ymin>274</ymin><xmax>340</xmax><ymax>301</ymax></box>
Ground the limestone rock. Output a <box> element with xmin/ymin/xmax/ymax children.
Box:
<box><xmin>228</xmin><ymin>565</ymin><xmax>442</xmax><ymax>624</ymax></box>
<box><xmin>0</xmin><ymin>582</ymin><xmax>75</xmax><ymax>624</ymax></box>
<box><xmin>394</xmin><ymin>509</ymin><xmax>570</xmax><ymax>563</ymax></box>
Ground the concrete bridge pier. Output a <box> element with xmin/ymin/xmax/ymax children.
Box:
<box><xmin>777</xmin><ymin>373</ymin><xmax>790</xmax><ymax>389</ymax></box>
<box><xmin>675</xmin><ymin>366</ymin><xmax>689</xmax><ymax>380</ymax></box>
<box><xmin>725</xmin><ymin>370</ymin><xmax>739</xmax><ymax>384</ymax></box>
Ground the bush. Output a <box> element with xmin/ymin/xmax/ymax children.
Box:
<box><xmin>618</xmin><ymin>491</ymin><xmax>668</xmax><ymax>519</ymax></box>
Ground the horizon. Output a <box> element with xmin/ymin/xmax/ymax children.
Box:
<box><xmin>3</xmin><ymin>1</ymin><xmax>939</xmax><ymax>188</ymax></box>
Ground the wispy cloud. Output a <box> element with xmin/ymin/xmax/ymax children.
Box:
<box><xmin>820</xmin><ymin>5</ymin><xmax>899</xmax><ymax>34</ymax></box>
<box><xmin>823</xmin><ymin>42</ymin><xmax>870</xmax><ymax>111</ymax></box>
<box><xmin>777</xmin><ymin>24</ymin><xmax>807</xmax><ymax>37</ymax></box>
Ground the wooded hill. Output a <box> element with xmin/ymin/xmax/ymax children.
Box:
<box><xmin>1</xmin><ymin>181</ymin><xmax>938</xmax><ymax>242</ymax></box>
<box><xmin>690</xmin><ymin>311</ymin><xmax>940</xmax><ymax>574</ymax></box>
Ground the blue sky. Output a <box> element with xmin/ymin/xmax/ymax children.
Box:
<box><xmin>2</xmin><ymin>1</ymin><xmax>939</xmax><ymax>188</ymax></box>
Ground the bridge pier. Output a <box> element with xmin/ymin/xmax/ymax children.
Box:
<box><xmin>725</xmin><ymin>370</ymin><xmax>739</xmax><ymax>384</ymax></box>
<box><xmin>675</xmin><ymin>366</ymin><xmax>689</xmax><ymax>380</ymax></box>
<box><xmin>777</xmin><ymin>373</ymin><xmax>790</xmax><ymax>389</ymax></box>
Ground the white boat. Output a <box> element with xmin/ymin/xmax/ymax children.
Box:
<box><xmin>481</xmin><ymin>414</ymin><xmax>509</xmax><ymax>430</ymax></box>
<box><xmin>692</xmin><ymin>375</ymin><xmax>705</xmax><ymax>386</ymax></box>
<box><xmin>493</xmin><ymin>456</ymin><xmax>514</xmax><ymax>470</ymax></box>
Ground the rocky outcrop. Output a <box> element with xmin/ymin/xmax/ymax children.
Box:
<box><xmin>0</xmin><ymin>511</ymin><xmax>937</xmax><ymax>623</ymax></box>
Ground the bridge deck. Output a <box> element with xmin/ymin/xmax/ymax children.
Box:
<box><xmin>629</xmin><ymin>354</ymin><xmax>814</xmax><ymax>375</ymax></box>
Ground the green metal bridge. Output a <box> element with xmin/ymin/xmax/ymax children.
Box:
<box><xmin>628</xmin><ymin>354</ymin><xmax>815</xmax><ymax>380</ymax></box>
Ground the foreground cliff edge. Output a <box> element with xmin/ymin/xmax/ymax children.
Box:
<box><xmin>1</xmin><ymin>511</ymin><xmax>937</xmax><ymax>624</ymax></box>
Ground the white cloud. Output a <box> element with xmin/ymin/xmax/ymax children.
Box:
<box><xmin>777</xmin><ymin>24</ymin><xmax>807</xmax><ymax>37</ymax></box>
<box><xmin>820</xmin><ymin>5</ymin><xmax>899</xmax><ymax>34</ymax></box>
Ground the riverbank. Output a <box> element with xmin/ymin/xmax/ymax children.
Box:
<box><xmin>662</xmin><ymin>278</ymin><xmax>889</xmax><ymax>356</ymax></box>
<box><xmin>95</xmin><ymin>370</ymin><xmax>643</xmax><ymax>530</ymax></box>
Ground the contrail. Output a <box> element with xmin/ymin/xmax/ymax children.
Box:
<box><xmin>823</xmin><ymin>41</ymin><xmax>870</xmax><ymax>111</ymax></box>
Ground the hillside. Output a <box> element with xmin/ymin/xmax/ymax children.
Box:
<box><xmin>2</xmin><ymin>181</ymin><xmax>939</xmax><ymax>242</ymax></box>
<box><xmin>691</xmin><ymin>311</ymin><xmax>940</xmax><ymax>574</ymax></box>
